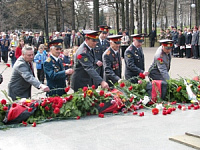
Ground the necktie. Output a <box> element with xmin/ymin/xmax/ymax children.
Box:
<box><xmin>29</xmin><ymin>62</ymin><xmax>35</xmax><ymax>77</ymax></box>
<box><xmin>102</xmin><ymin>40</ymin><xmax>104</xmax><ymax>46</ymax></box>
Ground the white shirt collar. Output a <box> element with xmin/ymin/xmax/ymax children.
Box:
<box><xmin>51</xmin><ymin>54</ymin><xmax>59</xmax><ymax>61</ymax></box>
<box><xmin>84</xmin><ymin>41</ymin><xmax>92</xmax><ymax>50</ymax></box>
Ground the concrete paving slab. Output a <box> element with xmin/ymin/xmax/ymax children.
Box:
<box><xmin>169</xmin><ymin>135</ymin><xmax>200</xmax><ymax>149</ymax></box>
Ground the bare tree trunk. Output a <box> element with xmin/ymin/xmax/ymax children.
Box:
<box><xmin>93</xmin><ymin>0</ymin><xmax>99</xmax><ymax>30</ymax></box>
<box><xmin>154</xmin><ymin>0</ymin><xmax>156</xmax><ymax>36</ymax></box>
<box><xmin>125</xmin><ymin>0</ymin><xmax>129</xmax><ymax>32</ymax></box>
<box><xmin>58</xmin><ymin>0</ymin><xmax>64</xmax><ymax>31</ymax></box>
<box><xmin>121</xmin><ymin>0</ymin><xmax>125</xmax><ymax>31</ymax></box>
<box><xmin>71</xmin><ymin>0</ymin><xmax>75</xmax><ymax>30</ymax></box>
<box><xmin>144</xmin><ymin>0</ymin><xmax>147</xmax><ymax>34</ymax></box>
<box><xmin>174</xmin><ymin>0</ymin><xmax>177</xmax><ymax>28</ymax></box>
<box><xmin>116</xmin><ymin>0</ymin><xmax>120</xmax><ymax>32</ymax></box>
<box><xmin>136</xmin><ymin>0</ymin><xmax>139</xmax><ymax>33</ymax></box>
<box><xmin>164</xmin><ymin>1</ymin><xmax>168</xmax><ymax>29</ymax></box>
<box><xmin>148</xmin><ymin>0</ymin><xmax>152</xmax><ymax>34</ymax></box>
<box><xmin>130</xmin><ymin>0</ymin><xmax>134</xmax><ymax>34</ymax></box>
<box><xmin>139</xmin><ymin>0</ymin><xmax>142</xmax><ymax>33</ymax></box>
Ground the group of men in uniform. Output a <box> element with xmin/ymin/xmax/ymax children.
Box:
<box><xmin>7</xmin><ymin>24</ymin><xmax>174</xmax><ymax>99</ymax></box>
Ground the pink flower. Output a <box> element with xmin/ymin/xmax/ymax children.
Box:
<box><xmin>138</xmin><ymin>80</ymin><xmax>142</xmax><ymax>84</ymax></box>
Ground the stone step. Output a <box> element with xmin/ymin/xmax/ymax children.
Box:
<box><xmin>186</xmin><ymin>131</ymin><xmax>200</xmax><ymax>139</ymax></box>
<box><xmin>169</xmin><ymin>134</ymin><xmax>200</xmax><ymax>150</ymax></box>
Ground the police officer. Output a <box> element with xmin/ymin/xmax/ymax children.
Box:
<box><xmin>44</xmin><ymin>39</ymin><xmax>74</xmax><ymax>96</ymax></box>
<box><xmin>94</xmin><ymin>25</ymin><xmax>111</xmax><ymax>78</ymax></box>
<box><xmin>124</xmin><ymin>34</ymin><xmax>148</xmax><ymax>83</ymax></box>
<box><xmin>102</xmin><ymin>35</ymin><xmax>122</xmax><ymax>87</ymax></box>
<box><xmin>71</xmin><ymin>30</ymin><xmax>109</xmax><ymax>92</ymax></box>
<box><xmin>148</xmin><ymin>39</ymin><xmax>173</xmax><ymax>81</ymax></box>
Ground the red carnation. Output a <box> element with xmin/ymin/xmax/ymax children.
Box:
<box><xmin>32</xmin><ymin>122</ymin><xmax>36</xmax><ymax>127</ymax></box>
<box><xmin>98</xmin><ymin>113</ymin><xmax>104</xmax><ymax>118</ymax></box>
<box><xmin>65</xmin><ymin>86</ymin><xmax>70</xmax><ymax>93</ymax></box>
<box><xmin>82</xmin><ymin>86</ymin><xmax>88</xmax><ymax>92</ymax></box>
<box><xmin>12</xmin><ymin>103</ymin><xmax>17</xmax><ymax>108</ymax></box>
<box><xmin>120</xmin><ymin>82</ymin><xmax>125</xmax><ymax>88</ymax></box>
<box><xmin>113</xmin><ymin>110</ymin><xmax>118</xmax><ymax>114</ymax></box>
<box><xmin>3</xmin><ymin>106</ymin><xmax>8</xmax><ymax>111</ymax></box>
<box><xmin>128</xmin><ymin>85</ymin><xmax>133</xmax><ymax>91</ymax></box>
<box><xmin>1</xmin><ymin>99</ymin><xmax>6</xmax><ymax>105</ymax></box>
<box><xmin>178</xmin><ymin>104</ymin><xmax>182</xmax><ymax>109</ymax></box>
<box><xmin>83</xmin><ymin>92</ymin><xmax>86</xmax><ymax>98</ymax></box>
<box><xmin>34</xmin><ymin>103</ymin><xmax>39</xmax><ymax>107</ymax></box>
<box><xmin>77</xmin><ymin>54</ymin><xmax>82</xmax><ymax>60</ymax></box>
<box><xmin>28</xmin><ymin>107</ymin><xmax>33</xmax><ymax>112</ymax></box>
<box><xmin>99</xmin><ymin>102</ymin><xmax>105</xmax><ymax>108</ymax></box>
<box><xmin>53</xmin><ymin>107</ymin><xmax>60</xmax><ymax>114</ymax></box>
<box><xmin>91</xmin><ymin>85</ymin><xmax>96</xmax><ymax>90</ymax></box>
<box><xmin>133</xmin><ymin>111</ymin><xmax>138</xmax><ymax>115</ymax></box>
<box><xmin>99</xmin><ymin>90</ymin><xmax>104</xmax><ymax>96</ymax></box>
<box><xmin>6</xmin><ymin>64</ymin><xmax>11</xmax><ymax>67</ymax></box>
<box><xmin>157</xmin><ymin>58</ymin><xmax>163</xmax><ymax>63</ymax></box>
<box><xmin>152</xmin><ymin>108</ymin><xmax>159</xmax><ymax>115</ymax></box>
<box><xmin>176</xmin><ymin>86</ymin><xmax>182</xmax><ymax>92</ymax></box>
<box><xmin>139</xmin><ymin>72</ymin><xmax>145</xmax><ymax>79</ymax></box>
<box><xmin>22</xmin><ymin>121</ymin><xmax>28</xmax><ymax>126</ymax></box>
<box><xmin>45</xmin><ymin>106</ymin><xmax>50</xmax><ymax>111</ymax></box>
<box><xmin>76</xmin><ymin>116</ymin><xmax>80</xmax><ymax>120</ymax></box>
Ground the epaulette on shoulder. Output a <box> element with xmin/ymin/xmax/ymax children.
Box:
<box><xmin>46</xmin><ymin>57</ymin><xmax>51</xmax><ymax>62</ymax></box>
<box><xmin>106</xmin><ymin>50</ymin><xmax>111</xmax><ymax>55</ymax></box>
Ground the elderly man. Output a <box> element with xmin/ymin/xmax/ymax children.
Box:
<box><xmin>124</xmin><ymin>34</ymin><xmax>148</xmax><ymax>83</ymax></box>
<box><xmin>102</xmin><ymin>35</ymin><xmax>122</xmax><ymax>87</ymax></box>
<box><xmin>71</xmin><ymin>30</ymin><xmax>109</xmax><ymax>92</ymax></box>
<box><xmin>148</xmin><ymin>39</ymin><xmax>174</xmax><ymax>81</ymax></box>
<box><xmin>44</xmin><ymin>39</ymin><xmax>74</xmax><ymax>96</ymax></box>
<box><xmin>8</xmin><ymin>45</ymin><xmax>50</xmax><ymax>100</ymax></box>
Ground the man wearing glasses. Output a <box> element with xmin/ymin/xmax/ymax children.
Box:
<box><xmin>71</xmin><ymin>30</ymin><xmax>109</xmax><ymax>92</ymax></box>
<box><xmin>148</xmin><ymin>39</ymin><xmax>173</xmax><ymax>81</ymax></box>
<box><xmin>102</xmin><ymin>35</ymin><xmax>123</xmax><ymax>87</ymax></box>
<box><xmin>124</xmin><ymin>34</ymin><xmax>148</xmax><ymax>83</ymax></box>
<box><xmin>44</xmin><ymin>39</ymin><xmax>74</xmax><ymax>96</ymax></box>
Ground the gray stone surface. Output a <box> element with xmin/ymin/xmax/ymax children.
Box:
<box><xmin>0</xmin><ymin>47</ymin><xmax>200</xmax><ymax>150</ymax></box>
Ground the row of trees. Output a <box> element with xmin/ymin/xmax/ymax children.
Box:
<box><xmin>0</xmin><ymin>0</ymin><xmax>200</xmax><ymax>36</ymax></box>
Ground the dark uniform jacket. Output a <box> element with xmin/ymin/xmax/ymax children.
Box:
<box><xmin>124</xmin><ymin>44</ymin><xmax>144</xmax><ymax>83</ymax></box>
<box><xmin>94</xmin><ymin>38</ymin><xmax>110</xmax><ymax>77</ymax></box>
<box><xmin>44</xmin><ymin>55</ymin><xmax>66</xmax><ymax>96</ymax></box>
<box><xmin>24</xmin><ymin>36</ymin><xmax>33</xmax><ymax>46</ymax></box>
<box><xmin>148</xmin><ymin>46</ymin><xmax>171</xmax><ymax>81</ymax></box>
<box><xmin>102</xmin><ymin>47</ymin><xmax>121</xmax><ymax>87</ymax></box>
<box><xmin>71</xmin><ymin>42</ymin><xmax>103</xmax><ymax>92</ymax></box>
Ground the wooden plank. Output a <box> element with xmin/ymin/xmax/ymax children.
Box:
<box><xmin>169</xmin><ymin>135</ymin><xmax>200</xmax><ymax>150</ymax></box>
<box><xmin>186</xmin><ymin>131</ymin><xmax>200</xmax><ymax>139</ymax></box>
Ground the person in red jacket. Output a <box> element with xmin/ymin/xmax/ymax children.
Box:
<box><xmin>15</xmin><ymin>39</ymin><xmax>24</xmax><ymax>59</ymax></box>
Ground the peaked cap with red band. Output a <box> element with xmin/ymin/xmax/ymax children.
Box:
<box><xmin>48</xmin><ymin>39</ymin><xmax>63</xmax><ymax>48</ymax></box>
<box><xmin>107</xmin><ymin>35</ymin><xmax>123</xmax><ymax>41</ymax></box>
<box><xmin>83</xmin><ymin>30</ymin><xmax>100</xmax><ymax>39</ymax></box>
<box><xmin>99</xmin><ymin>25</ymin><xmax>111</xmax><ymax>33</ymax></box>
<box><xmin>131</xmin><ymin>34</ymin><xmax>144</xmax><ymax>40</ymax></box>
<box><xmin>159</xmin><ymin>39</ymin><xmax>173</xmax><ymax>47</ymax></box>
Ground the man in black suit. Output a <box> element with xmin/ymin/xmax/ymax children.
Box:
<box><xmin>102</xmin><ymin>35</ymin><xmax>122</xmax><ymax>87</ymax></box>
<box><xmin>149</xmin><ymin>27</ymin><xmax>157</xmax><ymax>47</ymax></box>
<box><xmin>71</xmin><ymin>30</ymin><xmax>109</xmax><ymax>92</ymax></box>
<box><xmin>24</xmin><ymin>31</ymin><xmax>32</xmax><ymax>46</ymax></box>
<box><xmin>94</xmin><ymin>25</ymin><xmax>111</xmax><ymax>78</ymax></box>
<box><xmin>124</xmin><ymin>34</ymin><xmax>149</xmax><ymax>83</ymax></box>
<box><xmin>32</xmin><ymin>32</ymin><xmax>44</xmax><ymax>55</ymax></box>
